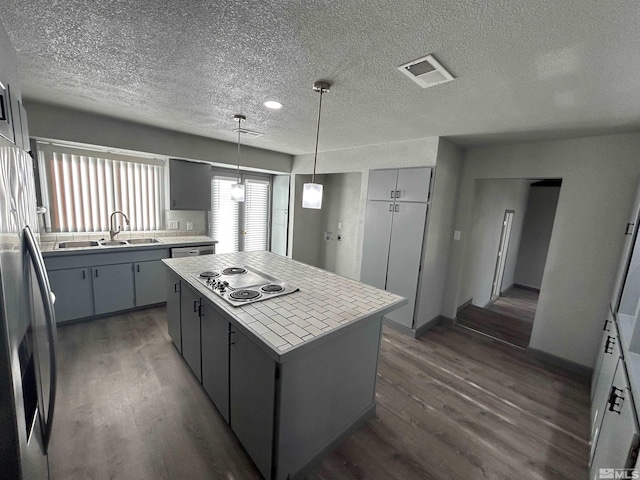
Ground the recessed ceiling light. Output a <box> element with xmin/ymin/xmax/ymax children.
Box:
<box><xmin>263</xmin><ymin>100</ymin><xmax>282</xmax><ymax>110</ymax></box>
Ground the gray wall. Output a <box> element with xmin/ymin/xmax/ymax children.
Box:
<box><xmin>414</xmin><ymin>139</ymin><xmax>464</xmax><ymax>327</ymax></box>
<box><xmin>318</xmin><ymin>173</ymin><xmax>363</xmax><ymax>280</ymax></box>
<box><xmin>514</xmin><ymin>185</ymin><xmax>561</xmax><ymax>290</ymax></box>
<box><xmin>24</xmin><ymin>101</ymin><xmax>293</xmax><ymax>173</ymax></box>
<box><xmin>459</xmin><ymin>179</ymin><xmax>530</xmax><ymax>308</ymax></box>
<box><xmin>443</xmin><ymin>132</ymin><xmax>640</xmax><ymax>368</ymax></box>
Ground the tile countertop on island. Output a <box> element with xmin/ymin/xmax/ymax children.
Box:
<box><xmin>40</xmin><ymin>234</ymin><xmax>216</xmax><ymax>256</ymax></box>
<box><xmin>163</xmin><ymin>250</ymin><xmax>406</xmax><ymax>362</ymax></box>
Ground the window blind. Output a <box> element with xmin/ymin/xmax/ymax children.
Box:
<box><xmin>211</xmin><ymin>175</ymin><xmax>240</xmax><ymax>254</ymax></box>
<box><xmin>244</xmin><ymin>178</ymin><xmax>269</xmax><ymax>251</ymax></box>
<box><xmin>40</xmin><ymin>150</ymin><xmax>164</xmax><ymax>232</ymax></box>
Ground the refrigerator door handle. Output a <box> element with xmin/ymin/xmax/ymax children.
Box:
<box><xmin>23</xmin><ymin>225</ymin><xmax>57</xmax><ymax>454</ymax></box>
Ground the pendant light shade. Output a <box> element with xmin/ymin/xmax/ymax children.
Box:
<box><xmin>232</xmin><ymin>114</ymin><xmax>246</xmax><ymax>202</ymax></box>
<box><xmin>302</xmin><ymin>81</ymin><xmax>331</xmax><ymax>210</ymax></box>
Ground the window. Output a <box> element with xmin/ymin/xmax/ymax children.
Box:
<box><xmin>38</xmin><ymin>143</ymin><xmax>165</xmax><ymax>232</ymax></box>
<box><xmin>210</xmin><ymin>172</ymin><xmax>271</xmax><ymax>254</ymax></box>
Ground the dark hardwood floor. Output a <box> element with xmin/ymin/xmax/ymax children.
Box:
<box><xmin>457</xmin><ymin>286</ymin><xmax>539</xmax><ymax>348</ymax></box>
<box><xmin>50</xmin><ymin>306</ymin><xmax>589</xmax><ymax>480</ymax></box>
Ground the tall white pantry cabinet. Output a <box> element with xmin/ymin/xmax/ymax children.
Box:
<box><xmin>360</xmin><ymin>167</ymin><xmax>432</xmax><ymax>330</ymax></box>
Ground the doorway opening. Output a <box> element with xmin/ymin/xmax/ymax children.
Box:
<box><xmin>457</xmin><ymin>178</ymin><xmax>562</xmax><ymax>349</ymax></box>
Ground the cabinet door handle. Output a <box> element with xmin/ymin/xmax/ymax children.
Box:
<box><xmin>95</xmin><ymin>269</ymin><xmax>98</xmax><ymax>278</ymax></box>
<box><xmin>390</xmin><ymin>190</ymin><xmax>395</xmax><ymax>199</ymax></box>
<box><xmin>137</xmin><ymin>265</ymin><xmax>140</xmax><ymax>273</ymax></box>
<box><xmin>82</xmin><ymin>270</ymin><xmax>86</xmax><ymax>280</ymax></box>
<box><xmin>389</xmin><ymin>204</ymin><xmax>393</xmax><ymax>212</ymax></box>
<box><xmin>626</xmin><ymin>223</ymin><xmax>635</xmax><ymax>235</ymax></box>
<box><xmin>603</xmin><ymin>318</ymin><xmax>611</xmax><ymax>332</ymax></box>
<box><xmin>394</xmin><ymin>204</ymin><xmax>400</xmax><ymax>213</ymax></box>
<box><xmin>174</xmin><ymin>282</ymin><xmax>180</xmax><ymax>293</ymax></box>
<box><xmin>395</xmin><ymin>190</ymin><xmax>401</xmax><ymax>199</ymax></box>
<box><xmin>193</xmin><ymin>300</ymin><xmax>199</xmax><ymax>312</ymax></box>
<box><xmin>604</xmin><ymin>335</ymin><xmax>616</xmax><ymax>354</ymax></box>
<box><xmin>608</xmin><ymin>385</ymin><xmax>624</xmax><ymax>414</ymax></box>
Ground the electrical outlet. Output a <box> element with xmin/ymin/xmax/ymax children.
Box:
<box><xmin>186</xmin><ymin>222</ymin><xmax>194</xmax><ymax>231</ymax></box>
<box><xmin>168</xmin><ymin>220</ymin><xmax>178</xmax><ymax>230</ymax></box>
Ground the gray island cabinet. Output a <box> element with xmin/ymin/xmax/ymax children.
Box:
<box><xmin>163</xmin><ymin>251</ymin><xmax>405</xmax><ymax>480</ymax></box>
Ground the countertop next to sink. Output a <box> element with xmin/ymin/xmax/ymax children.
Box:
<box><xmin>41</xmin><ymin>235</ymin><xmax>216</xmax><ymax>257</ymax></box>
<box><xmin>163</xmin><ymin>250</ymin><xmax>406</xmax><ymax>362</ymax></box>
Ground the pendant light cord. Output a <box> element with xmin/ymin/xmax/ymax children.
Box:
<box><xmin>236</xmin><ymin>118</ymin><xmax>242</xmax><ymax>183</ymax></box>
<box><xmin>312</xmin><ymin>89</ymin><xmax>324</xmax><ymax>184</ymax></box>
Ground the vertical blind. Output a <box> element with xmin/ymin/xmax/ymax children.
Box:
<box><xmin>210</xmin><ymin>174</ymin><xmax>270</xmax><ymax>253</ymax></box>
<box><xmin>40</xmin><ymin>149</ymin><xmax>164</xmax><ymax>232</ymax></box>
<box><xmin>211</xmin><ymin>175</ymin><xmax>240</xmax><ymax>254</ymax></box>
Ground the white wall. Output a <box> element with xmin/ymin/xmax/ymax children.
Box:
<box><xmin>24</xmin><ymin>101</ymin><xmax>293</xmax><ymax>173</ymax></box>
<box><xmin>318</xmin><ymin>173</ymin><xmax>363</xmax><ymax>280</ymax></box>
<box><xmin>414</xmin><ymin>138</ymin><xmax>464</xmax><ymax>327</ymax></box>
<box><xmin>459</xmin><ymin>179</ymin><xmax>529</xmax><ymax>308</ymax></box>
<box><xmin>514</xmin><ymin>185</ymin><xmax>561</xmax><ymax>289</ymax></box>
<box><xmin>443</xmin><ymin>133</ymin><xmax>640</xmax><ymax>368</ymax></box>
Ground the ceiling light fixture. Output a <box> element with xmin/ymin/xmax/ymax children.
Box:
<box><xmin>302</xmin><ymin>81</ymin><xmax>331</xmax><ymax>210</ymax></box>
<box><xmin>263</xmin><ymin>100</ymin><xmax>282</xmax><ymax>110</ymax></box>
<box><xmin>231</xmin><ymin>114</ymin><xmax>246</xmax><ymax>202</ymax></box>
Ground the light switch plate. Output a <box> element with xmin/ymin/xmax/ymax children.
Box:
<box><xmin>186</xmin><ymin>222</ymin><xmax>194</xmax><ymax>231</ymax></box>
<box><xmin>453</xmin><ymin>230</ymin><xmax>461</xmax><ymax>240</ymax></box>
<box><xmin>324</xmin><ymin>231</ymin><xmax>333</xmax><ymax>241</ymax></box>
<box><xmin>168</xmin><ymin>220</ymin><xmax>178</xmax><ymax>230</ymax></box>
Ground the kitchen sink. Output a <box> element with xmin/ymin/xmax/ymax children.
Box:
<box><xmin>127</xmin><ymin>238</ymin><xmax>160</xmax><ymax>244</ymax></box>
<box><xmin>57</xmin><ymin>240</ymin><xmax>101</xmax><ymax>249</ymax></box>
<box><xmin>99</xmin><ymin>240</ymin><xmax>129</xmax><ymax>246</ymax></box>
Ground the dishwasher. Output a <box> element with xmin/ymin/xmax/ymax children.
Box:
<box><xmin>170</xmin><ymin>244</ymin><xmax>215</xmax><ymax>257</ymax></box>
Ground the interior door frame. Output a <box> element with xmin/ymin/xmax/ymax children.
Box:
<box><xmin>491</xmin><ymin>209</ymin><xmax>515</xmax><ymax>300</ymax></box>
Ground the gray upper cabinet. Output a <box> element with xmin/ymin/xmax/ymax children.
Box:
<box><xmin>169</xmin><ymin>159</ymin><xmax>211</xmax><ymax>210</ymax></box>
<box><xmin>92</xmin><ymin>263</ymin><xmax>135</xmax><ymax>315</ymax></box>
<box><xmin>180</xmin><ymin>284</ymin><xmax>202</xmax><ymax>381</ymax></box>
<box><xmin>48</xmin><ymin>267</ymin><xmax>93</xmax><ymax>323</ymax></box>
<box><xmin>134</xmin><ymin>260</ymin><xmax>167</xmax><ymax>306</ymax></box>
<box><xmin>166</xmin><ymin>271</ymin><xmax>182</xmax><ymax>353</ymax></box>
<box><xmin>367</xmin><ymin>169</ymin><xmax>399</xmax><ymax>201</ymax></box>
<box><xmin>396</xmin><ymin>167</ymin><xmax>431</xmax><ymax>202</ymax></box>
<box><xmin>201</xmin><ymin>302</ymin><xmax>230</xmax><ymax>422</ymax></box>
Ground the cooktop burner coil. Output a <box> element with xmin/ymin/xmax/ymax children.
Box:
<box><xmin>260</xmin><ymin>284</ymin><xmax>284</xmax><ymax>293</ymax></box>
<box><xmin>222</xmin><ymin>267</ymin><xmax>247</xmax><ymax>275</ymax></box>
<box><xmin>199</xmin><ymin>271</ymin><xmax>220</xmax><ymax>278</ymax></box>
<box><xmin>229</xmin><ymin>289</ymin><xmax>261</xmax><ymax>301</ymax></box>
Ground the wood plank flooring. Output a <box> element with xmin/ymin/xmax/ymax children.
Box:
<box><xmin>457</xmin><ymin>287</ymin><xmax>539</xmax><ymax>348</ymax></box>
<box><xmin>50</xmin><ymin>306</ymin><xmax>589</xmax><ymax>480</ymax></box>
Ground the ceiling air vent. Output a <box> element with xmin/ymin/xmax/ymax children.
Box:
<box><xmin>397</xmin><ymin>54</ymin><xmax>454</xmax><ymax>89</ymax></box>
<box><xmin>233</xmin><ymin>127</ymin><xmax>264</xmax><ymax>137</ymax></box>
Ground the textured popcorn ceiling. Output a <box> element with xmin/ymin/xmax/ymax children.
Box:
<box><xmin>1</xmin><ymin>0</ymin><xmax>640</xmax><ymax>153</ymax></box>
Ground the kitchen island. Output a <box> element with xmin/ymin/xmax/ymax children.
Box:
<box><xmin>162</xmin><ymin>251</ymin><xmax>405</xmax><ymax>480</ymax></box>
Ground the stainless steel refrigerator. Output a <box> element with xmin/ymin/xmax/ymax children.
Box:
<box><xmin>0</xmin><ymin>141</ymin><xmax>57</xmax><ymax>479</ymax></box>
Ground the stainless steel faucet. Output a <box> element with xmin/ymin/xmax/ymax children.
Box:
<box><xmin>109</xmin><ymin>211</ymin><xmax>130</xmax><ymax>241</ymax></box>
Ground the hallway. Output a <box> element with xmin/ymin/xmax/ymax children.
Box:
<box><xmin>457</xmin><ymin>286</ymin><xmax>538</xmax><ymax>349</ymax></box>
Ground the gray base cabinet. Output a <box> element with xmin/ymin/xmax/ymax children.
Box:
<box><xmin>93</xmin><ymin>263</ymin><xmax>135</xmax><ymax>315</ymax></box>
<box><xmin>48</xmin><ymin>268</ymin><xmax>93</xmax><ymax>323</ymax></box>
<box><xmin>166</xmin><ymin>271</ymin><xmax>182</xmax><ymax>352</ymax></box>
<box><xmin>134</xmin><ymin>260</ymin><xmax>167</xmax><ymax>306</ymax></box>
<box><xmin>201</xmin><ymin>302</ymin><xmax>229</xmax><ymax>422</ymax></box>
<box><xmin>180</xmin><ymin>284</ymin><xmax>202</xmax><ymax>381</ymax></box>
<box><xmin>230</xmin><ymin>329</ymin><xmax>276</xmax><ymax>480</ymax></box>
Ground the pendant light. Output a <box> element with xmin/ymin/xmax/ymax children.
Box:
<box><xmin>230</xmin><ymin>114</ymin><xmax>246</xmax><ymax>202</ymax></box>
<box><xmin>302</xmin><ymin>81</ymin><xmax>331</xmax><ymax>209</ymax></box>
